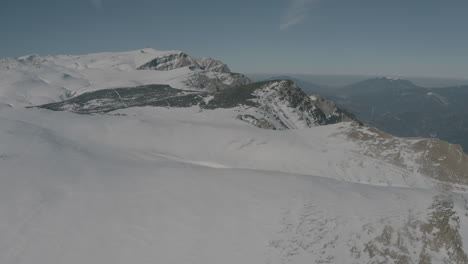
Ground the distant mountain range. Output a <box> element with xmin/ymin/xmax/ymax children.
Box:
<box><xmin>250</xmin><ymin>73</ymin><xmax>468</xmax><ymax>88</ymax></box>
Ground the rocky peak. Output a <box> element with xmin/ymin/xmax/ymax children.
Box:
<box><xmin>137</xmin><ymin>51</ymin><xmax>231</xmax><ymax>73</ymax></box>
<box><xmin>135</xmin><ymin>50</ymin><xmax>250</xmax><ymax>91</ymax></box>
<box><xmin>137</xmin><ymin>51</ymin><xmax>192</xmax><ymax>71</ymax></box>
<box><xmin>203</xmin><ymin>80</ymin><xmax>360</xmax><ymax>129</ymax></box>
<box><xmin>250</xmin><ymin>80</ymin><xmax>359</xmax><ymax>128</ymax></box>
<box><xmin>195</xmin><ymin>57</ymin><xmax>231</xmax><ymax>73</ymax></box>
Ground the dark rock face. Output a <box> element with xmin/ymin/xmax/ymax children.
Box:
<box><xmin>137</xmin><ymin>52</ymin><xmax>193</xmax><ymax>71</ymax></box>
<box><xmin>137</xmin><ymin>52</ymin><xmax>231</xmax><ymax>73</ymax></box>
<box><xmin>136</xmin><ymin>51</ymin><xmax>252</xmax><ymax>92</ymax></box>
<box><xmin>35</xmin><ymin>85</ymin><xmax>206</xmax><ymax>114</ymax></box>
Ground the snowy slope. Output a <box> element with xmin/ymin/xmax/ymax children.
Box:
<box><xmin>1</xmin><ymin>105</ymin><xmax>468</xmax><ymax>264</ymax></box>
<box><xmin>32</xmin><ymin>91</ymin><xmax>468</xmax><ymax>190</ymax></box>
<box><xmin>0</xmin><ymin>48</ymin><xmax>250</xmax><ymax>106</ymax></box>
<box><xmin>33</xmin><ymin>79</ymin><xmax>468</xmax><ymax>191</ymax></box>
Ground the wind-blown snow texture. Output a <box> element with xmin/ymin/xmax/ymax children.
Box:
<box><xmin>1</xmin><ymin>49</ymin><xmax>468</xmax><ymax>264</ymax></box>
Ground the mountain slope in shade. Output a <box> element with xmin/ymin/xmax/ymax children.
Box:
<box><xmin>0</xmin><ymin>48</ymin><xmax>250</xmax><ymax>106</ymax></box>
<box><xmin>322</xmin><ymin>77</ymin><xmax>468</xmax><ymax>151</ymax></box>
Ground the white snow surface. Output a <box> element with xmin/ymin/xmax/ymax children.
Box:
<box><xmin>1</xmin><ymin>104</ymin><xmax>468</xmax><ymax>264</ymax></box>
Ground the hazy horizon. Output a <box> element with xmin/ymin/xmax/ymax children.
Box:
<box><xmin>247</xmin><ymin>73</ymin><xmax>468</xmax><ymax>88</ymax></box>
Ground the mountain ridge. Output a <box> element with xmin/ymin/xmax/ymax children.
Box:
<box><xmin>35</xmin><ymin>80</ymin><xmax>358</xmax><ymax>130</ymax></box>
<box><xmin>0</xmin><ymin>48</ymin><xmax>251</xmax><ymax>106</ymax></box>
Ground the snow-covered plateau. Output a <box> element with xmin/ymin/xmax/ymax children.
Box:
<box><xmin>1</xmin><ymin>49</ymin><xmax>468</xmax><ymax>264</ymax></box>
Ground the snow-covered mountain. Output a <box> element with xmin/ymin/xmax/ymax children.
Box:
<box><xmin>0</xmin><ymin>48</ymin><xmax>250</xmax><ymax>106</ymax></box>
<box><xmin>1</xmin><ymin>49</ymin><xmax>468</xmax><ymax>264</ymax></box>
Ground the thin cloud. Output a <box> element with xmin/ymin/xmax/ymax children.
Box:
<box><xmin>90</xmin><ymin>0</ymin><xmax>103</xmax><ymax>8</ymax></box>
<box><xmin>280</xmin><ymin>0</ymin><xmax>319</xmax><ymax>30</ymax></box>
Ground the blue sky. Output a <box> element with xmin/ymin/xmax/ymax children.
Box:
<box><xmin>2</xmin><ymin>0</ymin><xmax>468</xmax><ymax>78</ymax></box>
